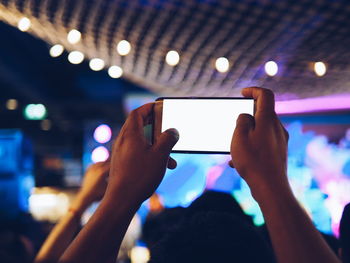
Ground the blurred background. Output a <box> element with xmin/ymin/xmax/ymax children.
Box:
<box><xmin>0</xmin><ymin>0</ymin><xmax>350</xmax><ymax>261</ymax></box>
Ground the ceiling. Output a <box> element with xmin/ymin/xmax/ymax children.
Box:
<box><xmin>1</xmin><ymin>0</ymin><xmax>350</xmax><ymax>100</ymax></box>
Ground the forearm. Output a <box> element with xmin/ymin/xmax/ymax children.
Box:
<box><xmin>59</xmin><ymin>187</ymin><xmax>140</xmax><ymax>263</ymax></box>
<box><xmin>35</xmin><ymin>197</ymin><xmax>89</xmax><ymax>263</ymax></box>
<box><xmin>254</xmin><ymin>182</ymin><xmax>340</xmax><ymax>263</ymax></box>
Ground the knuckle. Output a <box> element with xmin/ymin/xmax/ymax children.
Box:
<box><xmin>284</xmin><ymin>129</ymin><xmax>289</xmax><ymax>141</ymax></box>
<box><xmin>262</xmin><ymin>89</ymin><xmax>275</xmax><ymax>100</ymax></box>
<box><xmin>129</xmin><ymin>109</ymin><xmax>138</xmax><ymax>119</ymax></box>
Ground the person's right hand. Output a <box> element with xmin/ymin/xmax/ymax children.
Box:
<box><xmin>230</xmin><ymin>87</ymin><xmax>290</xmax><ymax>200</ymax></box>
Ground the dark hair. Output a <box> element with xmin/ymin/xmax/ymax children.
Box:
<box><xmin>149</xmin><ymin>211</ymin><xmax>275</xmax><ymax>263</ymax></box>
<box><xmin>187</xmin><ymin>190</ymin><xmax>253</xmax><ymax>225</ymax></box>
<box><xmin>340</xmin><ymin>203</ymin><xmax>350</xmax><ymax>263</ymax></box>
<box><xmin>0</xmin><ymin>229</ymin><xmax>31</xmax><ymax>263</ymax></box>
<box><xmin>142</xmin><ymin>207</ymin><xmax>186</xmax><ymax>248</ymax></box>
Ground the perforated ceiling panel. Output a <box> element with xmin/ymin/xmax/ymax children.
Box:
<box><xmin>1</xmin><ymin>0</ymin><xmax>350</xmax><ymax>99</ymax></box>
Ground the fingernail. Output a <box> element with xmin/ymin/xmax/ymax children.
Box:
<box><xmin>166</xmin><ymin>128</ymin><xmax>179</xmax><ymax>141</ymax></box>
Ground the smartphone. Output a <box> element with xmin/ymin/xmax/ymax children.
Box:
<box><xmin>153</xmin><ymin>97</ymin><xmax>254</xmax><ymax>154</ymax></box>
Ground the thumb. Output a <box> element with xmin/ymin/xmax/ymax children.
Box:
<box><xmin>235</xmin><ymin>114</ymin><xmax>254</xmax><ymax>135</ymax></box>
<box><xmin>153</xmin><ymin>128</ymin><xmax>179</xmax><ymax>155</ymax></box>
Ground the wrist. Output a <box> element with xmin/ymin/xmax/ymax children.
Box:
<box><xmin>98</xmin><ymin>188</ymin><xmax>141</xmax><ymax>223</ymax></box>
<box><xmin>69</xmin><ymin>194</ymin><xmax>92</xmax><ymax>217</ymax></box>
<box><xmin>245</xmin><ymin>174</ymin><xmax>294</xmax><ymax>204</ymax></box>
<box><xmin>103</xmin><ymin>180</ymin><xmax>144</xmax><ymax>211</ymax></box>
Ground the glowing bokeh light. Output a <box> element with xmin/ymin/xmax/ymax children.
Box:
<box><xmin>6</xmin><ymin>99</ymin><xmax>18</xmax><ymax>110</ymax></box>
<box><xmin>91</xmin><ymin>146</ymin><xmax>110</xmax><ymax>163</ymax></box>
<box><xmin>165</xmin><ymin>50</ymin><xmax>180</xmax><ymax>66</ymax></box>
<box><xmin>117</xmin><ymin>40</ymin><xmax>131</xmax><ymax>56</ymax></box>
<box><xmin>93</xmin><ymin>124</ymin><xmax>112</xmax><ymax>143</ymax></box>
<box><xmin>24</xmin><ymin>104</ymin><xmax>47</xmax><ymax>120</ymax></box>
<box><xmin>29</xmin><ymin>192</ymin><xmax>69</xmax><ymax>222</ymax></box>
<box><xmin>264</xmin><ymin>61</ymin><xmax>278</xmax><ymax>76</ymax></box>
<box><xmin>130</xmin><ymin>246</ymin><xmax>150</xmax><ymax>263</ymax></box>
<box><xmin>41</xmin><ymin>119</ymin><xmax>52</xmax><ymax>131</ymax></box>
<box><xmin>89</xmin><ymin>58</ymin><xmax>105</xmax><ymax>71</ymax></box>
<box><xmin>68</xmin><ymin>51</ymin><xmax>84</xmax><ymax>64</ymax></box>
<box><xmin>49</xmin><ymin>44</ymin><xmax>64</xmax><ymax>57</ymax></box>
<box><xmin>314</xmin><ymin>61</ymin><xmax>327</xmax><ymax>77</ymax></box>
<box><xmin>215</xmin><ymin>57</ymin><xmax>230</xmax><ymax>73</ymax></box>
<box><xmin>275</xmin><ymin>95</ymin><xmax>350</xmax><ymax>114</ymax></box>
<box><xmin>67</xmin><ymin>29</ymin><xmax>81</xmax><ymax>44</ymax></box>
<box><xmin>108</xmin><ymin>65</ymin><xmax>123</xmax><ymax>78</ymax></box>
<box><xmin>18</xmin><ymin>17</ymin><xmax>31</xmax><ymax>32</ymax></box>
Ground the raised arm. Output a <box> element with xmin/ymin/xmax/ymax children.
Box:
<box><xmin>230</xmin><ymin>87</ymin><xmax>340</xmax><ymax>263</ymax></box>
<box><xmin>35</xmin><ymin>161</ymin><xmax>110</xmax><ymax>263</ymax></box>
<box><xmin>59</xmin><ymin>103</ymin><xmax>179</xmax><ymax>263</ymax></box>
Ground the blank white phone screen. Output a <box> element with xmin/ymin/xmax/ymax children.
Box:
<box><xmin>161</xmin><ymin>99</ymin><xmax>254</xmax><ymax>152</ymax></box>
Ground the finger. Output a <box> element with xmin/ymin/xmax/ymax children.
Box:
<box><xmin>228</xmin><ymin>160</ymin><xmax>234</xmax><ymax>168</ymax></box>
<box><xmin>280</xmin><ymin>123</ymin><xmax>289</xmax><ymax>142</ymax></box>
<box><xmin>234</xmin><ymin>113</ymin><xmax>255</xmax><ymax>135</ymax></box>
<box><xmin>124</xmin><ymin>103</ymin><xmax>155</xmax><ymax>134</ymax></box>
<box><xmin>241</xmin><ymin>87</ymin><xmax>275</xmax><ymax>117</ymax></box>
<box><xmin>153</xmin><ymin>128</ymin><xmax>179</xmax><ymax>156</ymax></box>
<box><xmin>167</xmin><ymin>157</ymin><xmax>177</xmax><ymax>170</ymax></box>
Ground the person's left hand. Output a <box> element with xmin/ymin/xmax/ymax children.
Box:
<box><xmin>106</xmin><ymin>103</ymin><xmax>179</xmax><ymax>205</ymax></box>
<box><xmin>76</xmin><ymin>161</ymin><xmax>110</xmax><ymax>206</ymax></box>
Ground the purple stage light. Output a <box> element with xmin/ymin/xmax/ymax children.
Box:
<box><xmin>276</xmin><ymin>95</ymin><xmax>350</xmax><ymax>114</ymax></box>
<box><xmin>93</xmin><ymin>124</ymin><xmax>112</xmax><ymax>144</ymax></box>
<box><xmin>91</xmin><ymin>146</ymin><xmax>109</xmax><ymax>163</ymax></box>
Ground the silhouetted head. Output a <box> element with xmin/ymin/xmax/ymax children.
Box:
<box><xmin>149</xmin><ymin>211</ymin><xmax>275</xmax><ymax>263</ymax></box>
<box><xmin>143</xmin><ymin>207</ymin><xmax>186</xmax><ymax>248</ymax></box>
<box><xmin>187</xmin><ymin>190</ymin><xmax>253</xmax><ymax>225</ymax></box>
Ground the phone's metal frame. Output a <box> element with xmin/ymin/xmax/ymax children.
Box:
<box><xmin>153</xmin><ymin>97</ymin><xmax>255</xmax><ymax>154</ymax></box>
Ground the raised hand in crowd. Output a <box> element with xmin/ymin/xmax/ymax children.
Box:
<box><xmin>59</xmin><ymin>103</ymin><xmax>179</xmax><ymax>263</ymax></box>
<box><xmin>230</xmin><ymin>87</ymin><xmax>340</xmax><ymax>263</ymax></box>
<box><xmin>35</xmin><ymin>161</ymin><xmax>110</xmax><ymax>263</ymax></box>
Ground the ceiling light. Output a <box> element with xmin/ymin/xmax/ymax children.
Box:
<box><xmin>314</xmin><ymin>62</ymin><xmax>327</xmax><ymax>77</ymax></box>
<box><xmin>67</xmin><ymin>29</ymin><xmax>81</xmax><ymax>44</ymax></box>
<box><xmin>68</xmin><ymin>51</ymin><xmax>84</xmax><ymax>64</ymax></box>
<box><xmin>49</xmin><ymin>44</ymin><xmax>64</xmax><ymax>57</ymax></box>
<box><xmin>165</xmin><ymin>50</ymin><xmax>180</xmax><ymax>66</ymax></box>
<box><xmin>215</xmin><ymin>57</ymin><xmax>230</xmax><ymax>73</ymax></box>
<box><xmin>89</xmin><ymin>58</ymin><xmax>105</xmax><ymax>71</ymax></box>
<box><xmin>18</xmin><ymin>17</ymin><xmax>31</xmax><ymax>32</ymax></box>
<box><xmin>117</xmin><ymin>40</ymin><xmax>131</xmax><ymax>56</ymax></box>
<box><xmin>264</xmin><ymin>61</ymin><xmax>278</xmax><ymax>76</ymax></box>
<box><xmin>108</xmin><ymin>66</ymin><xmax>123</xmax><ymax>78</ymax></box>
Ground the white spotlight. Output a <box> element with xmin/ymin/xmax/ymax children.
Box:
<box><xmin>68</xmin><ymin>51</ymin><xmax>84</xmax><ymax>64</ymax></box>
<box><xmin>67</xmin><ymin>29</ymin><xmax>81</xmax><ymax>44</ymax></box>
<box><xmin>117</xmin><ymin>40</ymin><xmax>131</xmax><ymax>56</ymax></box>
<box><xmin>49</xmin><ymin>44</ymin><xmax>64</xmax><ymax>57</ymax></box>
<box><xmin>165</xmin><ymin>50</ymin><xmax>180</xmax><ymax>66</ymax></box>
<box><xmin>18</xmin><ymin>17</ymin><xmax>31</xmax><ymax>32</ymax></box>
<box><xmin>108</xmin><ymin>66</ymin><xmax>123</xmax><ymax>78</ymax></box>
<box><xmin>314</xmin><ymin>62</ymin><xmax>327</xmax><ymax>77</ymax></box>
<box><xmin>215</xmin><ymin>57</ymin><xmax>230</xmax><ymax>73</ymax></box>
<box><xmin>265</xmin><ymin>61</ymin><xmax>278</xmax><ymax>77</ymax></box>
<box><xmin>89</xmin><ymin>58</ymin><xmax>105</xmax><ymax>71</ymax></box>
